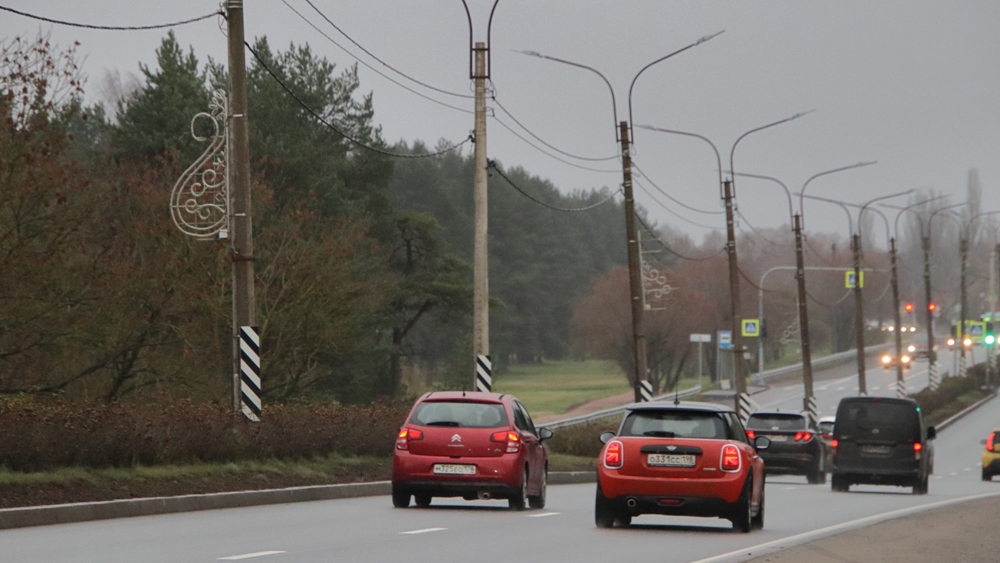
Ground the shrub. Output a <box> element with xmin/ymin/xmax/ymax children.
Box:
<box><xmin>545</xmin><ymin>417</ymin><xmax>619</xmax><ymax>458</ymax></box>
<box><xmin>910</xmin><ymin>363</ymin><xmax>988</xmax><ymax>424</ymax></box>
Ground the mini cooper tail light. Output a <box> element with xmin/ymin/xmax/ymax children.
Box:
<box><xmin>604</xmin><ymin>441</ymin><xmax>623</xmax><ymax>469</ymax></box>
<box><xmin>720</xmin><ymin>444</ymin><xmax>741</xmax><ymax>472</ymax></box>
<box><xmin>491</xmin><ymin>431</ymin><xmax>520</xmax><ymax>453</ymax></box>
<box><xmin>988</xmin><ymin>433</ymin><xmax>996</xmax><ymax>452</ymax></box>
<box><xmin>745</xmin><ymin>430</ymin><xmax>756</xmax><ymax>440</ymax></box>
<box><xmin>396</xmin><ymin>428</ymin><xmax>423</xmax><ymax>450</ymax></box>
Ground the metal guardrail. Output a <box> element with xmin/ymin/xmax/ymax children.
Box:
<box><xmin>542</xmin><ymin>342</ymin><xmax>894</xmax><ymax>430</ymax></box>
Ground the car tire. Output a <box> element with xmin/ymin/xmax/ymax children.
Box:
<box><xmin>831</xmin><ymin>474</ymin><xmax>850</xmax><ymax>492</ymax></box>
<box><xmin>982</xmin><ymin>468</ymin><xmax>992</xmax><ymax>482</ymax></box>
<box><xmin>528</xmin><ymin>466</ymin><xmax>547</xmax><ymax>509</ymax></box>
<box><xmin>414</xmin><ymin>493</ymin><xmax>432</xmax><ymax>508</ymax></box>
<box><xmin>614</xmin><ymin>514</ymin><xmax>632</xmax><ymax>528</ymax></box>
<box><xmin>594</xmin><ymin>484</ymin><xmax>615</xmax><ymax>529</ymax></box>
<box><xmin>509</xmin><ymin>468</ymin><xmax>529</xmax><ymax>511</ymax></box>
<box><xmin>751</xmin><ymin>486</ymin><xmax>765</xmax><ymax>530</ymax></box>
<box><xmin>913</xmin><ymin>475</ymin><xmax>929</xmax><ymax>495</ymax></box>
<box><xmin>391</xmin><ymin>487</ymin><xmax>411</xmax><ymax>508</ymax></box>
<box><xmin>731</xmin><ymin>473</ymin><xmax>753</xmax><ymax>534</ymax></box>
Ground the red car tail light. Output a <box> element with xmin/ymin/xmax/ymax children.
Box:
<box><xmin>396</xmin><ymin>428</ymin><xmax>423</xmax><ymax>450</ymax></box>
<box><xmin>913</xmin><ymin>442</ymin><xmax>922</xmax><ymax>459</ymax></box>
<box><xmin>720</xmin><ymin>444</ymin><xmax>741</xmax><ymax>472</ymax></box>
<box><xmin>745</xmin><ymin>430</ymin><xmax>756</xmax><ymax>440</ymax></box>
<box><xmin>604</xmin><ymin>441</ymin><xmax>624</xmax><ymax>469</ymax></box>
<box><xmin>794</xmin><ymin>432</ymin><xmax>813</xmax><ymax>442</ymax></box>
<box><xmin>830</xmin><ymin>439</ymin><xmax>838</xmax><ymax>449</ymax></box>
<box><xmin>491</xmin><ymin>431</ymin><xmax>520</xmax><ymax>453</ymax></box>
<box><xmin>987</xmin><ymin>433</ymin><xmax>996</xmax><ymax>452</ymax></box>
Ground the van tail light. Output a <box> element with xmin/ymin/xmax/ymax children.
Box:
<box><xmin>913</xmin><ymin>442</ymin><xmax>922</xmax><ymax>460</ymax></box>
<box><xmin>745</xmin><ymin>430</ymin><xmax>756</xmax><ymax>440</ymax></box>
<box><xmin>830</xmin><ymin>439</ymin><xmax>838</xmax><ymax>450</ymax></box>
<box><xmin>794</xmin><ymin>432</ymin><xmax>813</xmax><ymax>442</ymax></box>
<box><xmin>491</xmin><ymin>431</ymin><xmax>520</xmax><ymax>453</ymax></box>
<box><xmin>988</xmin><ymin>433</ymin><xmax>996</xmax><ymax>452</ymax></box>
<box><xmin>721</xmin><ymin>444</ymin><xmax>741</xmax><ymax>472</ymax></box>
<box><xmin>604</xmin><ymin>441</ymin><xmax>624</xmax><ymax>469</ymax></box>
<box><xmin>396</xmin><ymin>428</ymin><xmax>423</xmax><ymax>450</ymax></box>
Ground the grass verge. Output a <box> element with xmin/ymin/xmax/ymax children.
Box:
<box><xmin>493</xmin><ymin>360</ymin><xmax>630</xmax><ymax>417</ymax></box>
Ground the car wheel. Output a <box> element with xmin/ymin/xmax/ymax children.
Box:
<box><xmin>509</xmin><ymin>468</ymin><xmax>528</xmax><ymax>511</ymax></box>
<box><xmin>751</xmin><ymin>486</ymin><xmax>765</xmax><ymax>530</ymax></box>
<box><xmin>614</xmin><ymin>514</ymin><xmax>632</xmax><ymax>528</ymax></box>
<box><xmin>731</xmin><ymin>473</ymin><xmax>753</xmax><ymax>533</ymax></box>
<box><xmin>913</xmin><ymin>475</ymin><xmax>929</xmax><ymax>495</ymax></box>
<box><xmin>414</xmin><ymin>493</ymin><xmax>432</xmax><ymax>508</ymax></box>
<box><xmin>528</xmin><ymin>465</ymin><xmax>547</xmax><ymax>509</ymax></box>
<box><xmin>831</xmin><ymin>474</ymin><xmax>850</xmax><ymax>492</ymax></box>
<box><xmin>982</xmin><ymin>468</ymin><xmax>992</xmax><ymax>482</ymax></box>
<box><xmin>391</xmin><ymin>487</ymin><xmax>411</xmax><ymax>508</ymax></box>
<box><xmin>594</xmin><ymin>484</ymin><xmax>615</xmax><ymax>529</ymax></box>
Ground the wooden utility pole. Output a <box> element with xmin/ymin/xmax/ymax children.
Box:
<box><xmin>227</xmin><ymin>0</ymin><xmax>257</xmax><ymax>416</ymax></box>
<box><xmin>852</xmin><ymin>234</ymin><xmax>866</xmax><ymax>395</ymax></box>
<box><xmin>619</xmin><ymin>122</ymin><xmax>648</xmax><ymax>402</ymax></box>
<box><xmin>890</xmin><ymin>238</ymin><xmax>905</xmax><ymax>397</ymax></box>
<box><xmin>472</xmin><ymin>42</ymin><xmax>491</xmax><ymax>391</ymax></box>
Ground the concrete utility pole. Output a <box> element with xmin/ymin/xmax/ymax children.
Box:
<box><xmin>889</xmin><ymin>237</ymin><xmax>905</xmax><ymax>397</ymax></box>
<box><xmin>620</xmin><ymin>122</ymin><xmax>649</xmax><ymax>402</ymax></box>
<box><xmin>472</xmin><ymin>42</ymin><xmax>490</xmax><ymax>391</ymax></box>
<box><xmin>921</xmin><ymin>235</ymin><xmax>939</xmax><ymax>389</ymax></box>
<box><xmin>792</xmin><ymin>214</ymin><xmax>815</xmax><ymax>413</ymax></box>
<box><xmin>722</xmin><ymin>179</ymin><xmax>748</xmax><ymax>410</ymax></box>
<box><xmin>851</xmin><ymin>234</ymin><xmax>867</xmax><ymax>395</ymax></box>
<box><xmin>959</xmin><ymin>237</ymin><xmax>969</xmax><ymax>377</ymax></box>
<box><xmin>227</xmin><ymin>0</ymin><xmax>256</xmax><ymax>415</ymax></box>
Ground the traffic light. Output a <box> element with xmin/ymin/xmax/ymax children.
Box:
<box><xmin>987</xmin><ymin>322</ymin><xmax>996</xmax><ymax>346</ymax></box>
<box><xmin>904</xmin><ymin>303</ymin><xmax>914</xmax><ymax>313</ymax></box>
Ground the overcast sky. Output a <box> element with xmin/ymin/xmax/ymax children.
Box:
<box><xmin>3</xmin><ymin>1</ymin><xmax>998</xmax><ymax>246</ymax></box>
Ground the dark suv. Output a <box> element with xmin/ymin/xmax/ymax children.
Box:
<box><xmin>745</xmin><ymin>412</ymin><xmax>825</xmax><ymax>484</ymax></box>
<box><xmin>830</xmin><ymin>397</ymin><xmax>935</xmax><ymax>494</ymax></box>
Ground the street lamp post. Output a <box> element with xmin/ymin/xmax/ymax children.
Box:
<box><xmin>929</xmin><ymin>203</ymin><xmax>967</xmax><ymax>379</ymax></box>
<box><xmin>518</xmin><ymin>32</ymin><xmax>722</xmax><ymax>402</ymax></box>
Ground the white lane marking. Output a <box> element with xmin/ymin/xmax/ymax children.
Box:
<box><xmin>934</xmin><ymin>476</ymin><xmax>943</xmax><ymax>479</ymax></box>
<box><xmin>526</xmin><ymin>512</ymin><xmax>561</xmax><ymax>518</ymax></box>
<box><xmin>783</xmin><ymin>486</ymin><xmax>797</xmax><ymax>491</ymax></box>
<box><xmin>218</xmin><ymin>552</ymin><xmax>285</xmax><ymax>561</ymax></box>
<box><xmin>950</xmin><ymin>472</ymin><xmax>958</xmax><ymax>476</ymax></box>
<box><xmin>836</xmin><ymin>386</ymin><xmax>846</xmax><ymax>391</ymax></box>
<box><xmin>400</xmin><ymin>527</ymin><xmax>447</xmax><ymax>535</ymax></box>
<box><xmin>687</xmin><ymin>492</ymin><xmax>1000</xmax><ymax>563</ymax></box>
<box><xmin>964</xmin><ymin>467</ymin><xmax>972</xmax><ymax>472</ymax></box>
<box><xmin>872</xmin><ymin>386</ymin><xmax>881</xmax><ymax>391</ymax></box>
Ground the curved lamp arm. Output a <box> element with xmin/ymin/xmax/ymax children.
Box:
<box><xmin>636</xmin><ymin>124</ymin><xmax>723</xmax><ymax>198</ymax></box>
<box><xmin>798</xmin><ymin>161</ymin><xmax>877</xmax><ymax>229</ymax></box>
<box><xmin>514</xmin><ymin>50</ymin><xmax>618</xmax><ymax>138</ymax></box>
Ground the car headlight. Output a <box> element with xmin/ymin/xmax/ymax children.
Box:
<box><xmin>902</xmin><ymin>355</ymin><xmax>911</xmax><ymax>363</ymax></box>
<box><xmin>908</xmin><ymin>345</ymin><xmax>916</xmax><ymax>352</ymax></box>
<box><xmin>882</xmin><ymin>355</ymin><xmax>891</xmax><ymax>364</ymax></box>
<box><xmin>947</xmin><ymin>338</ymin><xmax>956</xmax><ymax>346</ymax></box>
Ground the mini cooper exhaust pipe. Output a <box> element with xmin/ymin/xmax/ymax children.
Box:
<box><xmin>626</xmin><ymin>497</ymin><xmax>637</xmax><ymax>509</ymax></box>
<box><xmin>477</xmin><ymin>491</ymin><xmax>492</xmax><ymax>501</ymax></box>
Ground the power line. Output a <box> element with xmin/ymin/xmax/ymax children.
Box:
<box><xmin>0</xmin><ymin>4</ymin><xmax>222</xmax><ymax>30</ymax></box>
<box><xmin>489</xmin><ymin>114</ymin><xmax>620</xmax><ymax>174</ymax></box>
<box><xmin>490</xmin><ymin>95</ymin><xmax>619</xmax><ymax>162</ymax></box>
<box><xmin>634</xmin><ymin>179</ymin><xmax>722</xmax><ymax>231</ymax></box>
<box><xmin>280</xmin><ymin>0</ymin><xmax>472</xmax><ymax>115</ymax></box>
<box><xmin>635</xmin><ymin>214</ymin><xmax>727</xmax><ymax>262</ymax></box>
<box><xmin>245</xmin><ymin>41</ymin><xmax>472</xmax><ymax>159</ymax></box>
<box><xmin>736</xmin><ymin>210</ymin><xmax>793</xmax><ymax>247</ymax></box>
<box><xmin>631</xmin><ymin>161</ymin><xmax>725</xmax><ymax>216</ymax></box>
<box><xmin>301</xmin><ymin>0</ymin><xmax>472</xmax><ymax>99</ymax></box>
<box><xmin>487</xmin><ymin>160</ymin><xmax>619</xmax><ymax>212</ymax></box>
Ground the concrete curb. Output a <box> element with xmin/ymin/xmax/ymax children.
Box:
<box><xmin>0</xmin><ymin>471</ymin><xmax>596</xmax><ymax>531</ymax></box>
<box><xmin>936</xmin><ymin>390</ymin><xmax>998</xmax><ymax>431</ymax></box>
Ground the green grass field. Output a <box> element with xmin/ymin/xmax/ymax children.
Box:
<box><xmin>492</xmin><ymin>360</ymin><xmax>631</xmax><ymax>417</ymax></box>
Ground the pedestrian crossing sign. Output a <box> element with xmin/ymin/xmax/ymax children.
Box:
<box><xmin>845</xmin><ymin>270</ymin><xmax>865</xmax><ymax>288</ymax></box>
<box><xmin>966</xmin><ymin>321</ymin><xmax>985</xmax><ymax>339</ymax></box>
<box><xmin>742</xmin><ymin>319</ymin><xmax>760</xmax><ymax>337</ymax></box>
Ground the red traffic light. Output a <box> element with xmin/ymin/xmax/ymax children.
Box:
<box><xmin>928</xmin><ymin>303</ymin><xmax>937</xmax><ymax>311</ymax></box>
<box><xmin>904</xmin><ymin>303</ymin><xmax>914</xmax><ymax>312</ymax></box>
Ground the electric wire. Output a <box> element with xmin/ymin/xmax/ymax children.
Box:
<box><xmin>280</xmin><ymin>0</ymin><xmax>472</xmax><ymax>115</ymax></box>
<box><xmin>631</xmin><ymin>161</ymin><xmax>725</xmax><ymax>216</ymax></box>
<box><xmin>301</xmin><ymin>0</ymin><xmax>472</xmax><ymax>99</ymax></box>
<box><xmin>246</xmin><ymin>41</ymin><xmax>472</xmax><ymax>159</ymax></box>
<box><xmin>0</xmin><ymin>4</ymin><xmax>222</xmax><ymax>30</ymax></box>
<box><xmin>736</xmin><ymin>210</ymin><xmax>793</xmax><ymax>247</ymax></box>
<box><xmin>635</xmin><ymin>215</ymin><xmax>727</xmax><ymax>262</ymax></box>
<box><xmin>487</xmin><ymin>160</ymin><xmax>618</xmax><ymax>212</ymax></box>
<box><xmin>489</xmin><ymin>115</ymin><xmax>620</xmax><ymax>174</ymax></box>
<box><xmin>804</xmin><ymin>236</ymin><xmax>837</xmax><ymax>267</ymax></box>
<box><xmin>490</xmin><ymin>96</ymin><xmax>619</xmax><ymax>162</ymax></box>
<box><xmin>634</xmin><ymin>179</ymin><xmax>722</xmax><ymax>231</ymax></box>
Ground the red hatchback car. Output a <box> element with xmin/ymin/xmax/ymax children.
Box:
<box><xmin>391</xmin><ymin>391</ymin><xmax>552</xmax><ymax>510</ymax></box>
<box><xmin>595</xmin><ymin>401</ymin><xmax>770</xmax><ymax>532</ymax></box>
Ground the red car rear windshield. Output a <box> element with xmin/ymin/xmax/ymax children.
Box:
<box><xmin>410</xmin><ymin>400</ymin><xmax>509</xmax><ymax>428</ymax></box>
<box><xmin>621</xmin><ymin>410</ymin><xmax>728</xmax><ymax>439</ymax></box>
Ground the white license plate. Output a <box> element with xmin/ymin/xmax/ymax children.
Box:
<box><xmin>647</xmin><ymin>454</ymin><xmax>696</xmax><ymax>467</ymax></box>
<box><xmin>767</xmin><ymin>435</ymin><xmax>788</xmax><ymax>442</ymax></box>
<box><xmin>861</xmin><ymin>445</ymin><xmax>892</xmax><ymax>454</ymax></box>
<box><xmin>433</xmin><ymin>464</ymin><xmax>476</xmax><ymax>475</ymax></box>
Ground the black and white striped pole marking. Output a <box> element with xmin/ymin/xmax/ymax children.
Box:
<box><xmin>639</xmin><ymin>380</ymin><xmax>653</xmax><ymax>402</ymax></box>
<box><xmin>239</xmin><ymin>326</ymin><xmax>261</xmax><ymax>422</ymax></box>
<box><xmin>896</xmin><ymin>377</ymin><xmax>907</xmax><ymax>398</ymax></box>
<box><xmin>475</xmin><ymin>355</ymin><xmax>492</xmax><ymax>392</ymax></box>
<box><xmin>806</xmin><ymin>396</ymin><xmax>819</xmax><ymax>428</ymax></box>
<box><xmin>738</xmin><ymin>393</ymin><xmax>759</xmax><ymax>425</ymax></box>
<box><xmin>929</xmin><ymin>362</ymin><xmax>940</xmax><ymax>391</ymax></box>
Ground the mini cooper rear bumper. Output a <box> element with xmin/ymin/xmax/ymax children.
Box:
<box><xmin>598</xmin><ymin>470</ymin><xmax>745</xmax><ymax>505</ymax></box>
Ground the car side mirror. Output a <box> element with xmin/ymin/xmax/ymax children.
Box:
<box><xmin>599</xmin><ymin>431</ymin><xmax>616</xmax><ymax>444</ymax></box>
<box><xmin>754</xmin><ymin>436</ymin><xmax>771</xmax><ymax>451</ymax></box>
<box><xmin>538</xmin><ymin>427</ymin><xmax>554</xmax><ymax>442</ymax></box>
<box><xmin>981</xmin><ymin>439</ymin><xmax>988</xmax><ymax>445</ymax></box>
<box><xmin>927</xmin><ymin>426</ymin><xmax>936</xmax><ymax>440</ymax></box>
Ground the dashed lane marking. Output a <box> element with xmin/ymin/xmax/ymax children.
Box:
<box><xmin>872</xmin><ymin>386</ymin><xmax>881</xmax><ymax>391</ymax></box>
<box><xmin>950</xmin><ymin>472</ymin><xmax>958</xmax><ymax>476</ymax></box>
<box><xmin>526</xmin><ymin>512</ymin><xmax>561</xmax><ymax>518</ymax></box>
<box><xmin>218</xmin><ymin>552</ymin><xmax>286</xmax><ymax>561</ymax></box>
<box><xmin>400</xmin><ymin>528</ymin><xmax>447</xmax><ymax>535</ymax></box>
<box><xmin>836</xmin><ymin>386</ymin><xmax>846</xmax><ymax>391</ymax></box>
<box><xmin>783</xmin><ymin>486</ymin><xmax>798</xmax><ymax>491</ymax></box>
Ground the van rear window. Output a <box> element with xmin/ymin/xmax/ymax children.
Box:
<box><xmin>837</xmin><ymin>401</ymin><xmax>919</xmax><ymax>441</ymax></box>
<box><xmin>411</xmin><ymin>401</ymin><xmax>508</xmax><ymax>428</ymax></box>
<box><xmin>746</xmin><ymin>414</ymin><xmax>807</xmax><ymax>431</ymax></box>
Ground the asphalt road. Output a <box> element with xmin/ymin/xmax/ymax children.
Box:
<box><xmin>2</xmin><ymin>346</ymin><xmax>994</xmax><ymax>563</ymax></box>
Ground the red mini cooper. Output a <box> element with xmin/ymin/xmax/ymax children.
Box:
<box><xmin>391</xmin><ymin>391</ymin><xmax>552</xmax><ymax>510</ymax></box>
<box><xmin>595</xmin><ymin>401</ymin><xmax>770</xmax><ymax>532</ymax></box>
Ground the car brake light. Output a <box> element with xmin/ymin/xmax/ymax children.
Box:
<box><xmin>794</xmin><ymin>432</ymin><xmax>813</xmax><ymax>442</ymax></box>
<box><xmin>830</xmin><ymin>439</ymin><xmax>838</xmax><ymax>449</ymax></box>
<box><xmin>721</xmin><ymin>444</ymin><xmax>741</xmax><ymax>472</ymax></box>
<box><xmin>988</xmin><ymin>433</ymin><xmax>996</xmax><ymax>452</ymax></box>
<box><xmin>604</xmin><ymin>441</ymin><xmax>623</xmax><ymax>469</ymax></box>
<box><xmin>491</xmin><ymin>431</ymin><xmax>520</xmax><ymax>453</ymax></box>
<box><xmin>913</xmin><ymin>442</ymin><xmax>922</xmax><ymax>460</ymax></box>
<box><xmin>745</xmin><ymin>430</ymin><xmax>756</xmax><ymax>440</ymax></box>
<box><xmin>396</xmin><ymin>428</ymin><xmax>423</xmax><ymax>450</ymax></box>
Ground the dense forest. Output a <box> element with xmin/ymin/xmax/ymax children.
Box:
<box><xmin>2</xmin><ymin>32</ymin><xmax>987</xmax><ymax>405</ymax></box>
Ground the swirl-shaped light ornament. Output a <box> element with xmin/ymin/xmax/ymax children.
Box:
<box><xmin>170</xmin><ymin>90</ymin><xmax>230</xmax><ymax>240</ymax></box>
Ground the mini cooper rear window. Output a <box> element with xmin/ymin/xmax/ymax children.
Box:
<box><xmin>411</xmin><ymin>401</ymin><xmax>509</xmax><ymax>429</ymax></box>
<box><xmin>621</xmin><ymin>410</ymin><xmax>728</xmax><ymax>439</ymax></box>
<box><xmin>746</xmin><ymin>414</ymin><xmax>807</xmax><ymax>431</ymax></box>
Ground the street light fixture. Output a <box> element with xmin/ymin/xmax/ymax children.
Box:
<box><xmin>517</xmin><ymin>32</ymin><xmax>723</xmax><ymax>403</ymax></box>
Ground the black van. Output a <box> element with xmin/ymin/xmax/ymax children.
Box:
<box><xmin>830</xmin><ymin>397</ymin><xmax>935</xmax><ymax>494</ymax></box>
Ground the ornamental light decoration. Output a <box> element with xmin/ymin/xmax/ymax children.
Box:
<box><xmin>170</xmin><ymin>89</ymin><xmax>230</xmax><ymax>240</ymax></box>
